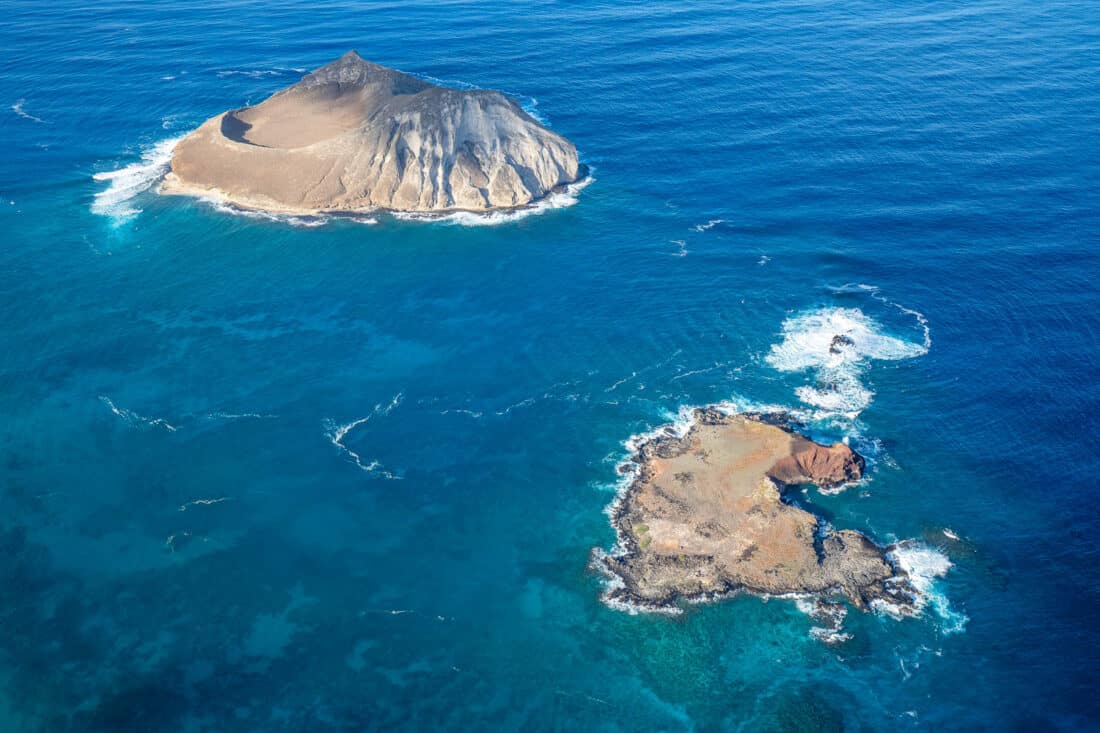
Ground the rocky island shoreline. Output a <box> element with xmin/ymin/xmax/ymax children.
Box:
<box><xmin>161</xmin><ymin>51</ymin><xmax>584</xmax><ymax>216</ymax></box>
<box><xmin>594</xmin><ymin>407</ymin><xmax>922</xmax><ymax>618</ymax></box>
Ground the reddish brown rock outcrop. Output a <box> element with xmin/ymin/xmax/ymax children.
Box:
<box><xmin>768</xmin><ymin>437</ymin><xmax>864</xmax><ymax>488</ymax></box>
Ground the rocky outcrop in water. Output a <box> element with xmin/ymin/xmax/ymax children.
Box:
<box><xmin>162</xmin><ymin>51</ymin><xmax>582</xmax><ymax>214</ymax></box>
<box><xmin>596</xmin><ymin>408</ymin><xmax>917</xmax><ymax>613</ymax></box>
<box><xmin>767</xmin><ymin>436</ymin><xmax>864</xmax><ymax>488</ymax></box>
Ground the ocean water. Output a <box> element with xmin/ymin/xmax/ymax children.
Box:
<box><xmin>2</xmin><ymin>0</ymin><xmax>1099</xmax><ymax>729</ymax></box>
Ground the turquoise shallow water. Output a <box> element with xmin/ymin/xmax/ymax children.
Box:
<box><xmin>2</xmin><ymin>0</ymin><xmax>1099</xmax><ymax>730</ymax></box>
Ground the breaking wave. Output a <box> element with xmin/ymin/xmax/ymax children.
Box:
<box><xmin>99</xmin><ymin>396</ymin><xmax>178</xmax><ymax>432</ymax></box>
<box><xmin>91</xmin><ymin>136</ymin><xmax>182</xmax><ymax>224</ymax></box>
<box><xmin>878</xmin><ymin>542</ymin><xmax>968</xmax><ymax>634</ymax></box>
<box><xmin>323</xmin><ymin>393</ymin><xmax>403</xmax><ymax>479</ymax></box>
<box><xmin>100</xmin><ymin>397</ymin><xmax>278</xmax><ymax>432</ymax></box>
<box><xmin>392</xmin><ymin>173</ymin><xmax>593</xmax><ymax>227</ymax></box>
<box><xmin>765</xmin><ymin>307</ymin><xmax>928</xmax><ymax>419</ymax></box>
<box><xmin>795</xmin><ymin>599</ymin><xmax>852</xmax><ymax>644</ymax></box>
<box><xmin>205</xmin><ymin>200</ymin><xmax>329</xmax><ymax>228</ymax></box>
<box><xmin>12</xmin><ymin>99</ymin><xmax>47</xmax><ymax>124</ymax></box>
<box><xmin>176</xmin><ymin>187</ymin><xmax>365</xmax><ymax>228</ymax></box>
<box><xmin>92</xmin><ymin>131</ymin><xmax>588</xmax><ymax>228</ymax></box>
<box><xmin>692</xmin><ymin>218</ymin><xmax>724</xmax><ymax>232</ymax></box>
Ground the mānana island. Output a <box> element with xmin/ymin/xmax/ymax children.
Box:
<box><xmin>163</xmin><ymin>51</ymin><xmax>583</xmax><ymax>215</ymax></box>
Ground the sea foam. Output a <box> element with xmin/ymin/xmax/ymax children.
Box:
<box><xmin>878</xmin><ymin>542</ymin><xmax>968</xmax><ymax>634</ymax></box>
<box><xmin>91</xmin><ymin>136</ymin><xmax>182</xmax><ymax>224</ymax></box>
<box><xmin>93</xmin><ymin>133</ymin><xmax>588</xmax><ymax>228</ymax></box>
<box><xmin>207</xmin><ymin>200</ymin><xmax>329</xmax><ymax>228</ymax></box>
<box><xmin>393</xmin><ymin>173</ymin><xmax>593</xmax><ymax>227</ymax></box>
<box><xmin>11</xmin><ymin>99</ymin><xmax>47</xmax><ymax>124</ymax></box>
<box><xmin>323</xmin><ymin>393</ymin><xmax>403</xmax><ymax>479</ymax></box>
<box><xmin>99</xmin><ymin>396</ymin><xmax>178</xmax><ymax>432</ymax></box>
<box><xmin>765</xmin><ymin>307</ymin><xmax>928</xmax><ymax>419</ymax></box>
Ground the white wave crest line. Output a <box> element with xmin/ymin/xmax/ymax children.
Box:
<box><xmin>452</xmin><ymin>378</ymin><xmax>585</xmax><ymax>418</ymax></box>
<box><xmin>199</xmin><ymin>171</ymin><xmax>593</xmax><ymax>228</ymax></box>
<box><xmin>202</xmin><ymin>197</ymin><xmax>330</xmax><ymax>227</ymax></box>
<box><xmin>91</xmin><ymin>136</ymin><xmax>185</xmax><ymax>223</ymax></box>
<box><xmin>160</xmin><ymin>113</ymin><xmax>197</xmax><ymax>131</ymax></box>
<box><xmin>179</xmin><ymin>497</ymin><xmax>230</xmax><ymax>512</ymax></box>
<box><xmin>329</xmin><ymin>425</ymin><xmax>392</xmax><ymax>477</ymax></box>
<box><xmin>519</xmin><ymin>97</ymin><xmax>546</xmax><ymax>124</ymax></box>
<box><xmin>376</xmin><ymin>392</ymin><xmax>403</xmax><ymax>416</ymax></box>
<box><xmin>203</xmin><ymin>411</ymin><xmax>278</xmax><ymax>421</ymax></box>
<box><xmin>874</xmin><ymin>541</ymin><xmax>967</xmax><ymax>634</ymax></box>
<box><xmin>833</xmin><ymin>283</ymin><xmax>932</xmax><ymax>349</ymax></box>
<box><xmin>206</xmin><ymin>200</ymin><xmax>378</xmax><ymax>225</ymax></box>
<box><xmin>99</xmin><ymin>396</ymin><xmax>178</xmax><ymax>432</ymax></box>
<box><xmin>185</xmin><ymin>188</ymin><xmax>330</xmax><ymax>227</ymax></box>
<box><xmin>325</xmin><ymin>393</ymin><xmax>403</xmax><ymax>479</ymax></box>
<box><xmin>495</xmin><ymin>397</ymin><xmax>536</xmax><ymax>416</ymax></box>
<box><xmin>894</xmin><ymin>301</ymin><xmax>932</xmax><ymax>349</ymax></box>
<box><xmin>333</xmin><ymin>414</ymin><xmax>371</xmax><ymax>444</ymax></box>
<box><xmin>11</xmin><ymin>99</ymin><xmax>46</xmax><ymax>124</ymax></box>
<box><xmin>671</xmin><ymin>361</ymin><xmax>730</xmax><ymax>381</ymax></box>
<box><xmin>669</xmin><ymin>239</ymin><xmax>688</xmax><ymax>257</ymax></box>
<box><xmin>441</xmin><ymin>408</ymin><xmax>483</xmax><ymax>418</ymax></box>
<box><xmin>692</xmin><ymin>218</ymin><xmax>724</xmax><ymax>232</ymax></box>
<box><xmin>392</xmin><ymin>172</ymin><xmax>594</xmax><ymax>227</ymax></box>
<box><xmin>604</xmin><ymin>348</ymin><xmax>685</xmax><ymax>393</ymax></box>
<box><xmin>604</xmin><ymin>372</ymin><xmax>637</xmax><ymax>392</ymax></box>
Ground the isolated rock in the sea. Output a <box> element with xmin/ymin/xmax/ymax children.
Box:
<box><xmin>597</xmin><ymin>407</ymin><xmax>917</xmax><ymax>612</ymax></box>
<box><xmin>829</xmin><ymin>334</ymin><xmax>855</xmax><ymax>354</ymax></box>
<box><xmin>162</xmin><ymin>51</ymin><xmax>582</xmax><ymax>214</ymax></box>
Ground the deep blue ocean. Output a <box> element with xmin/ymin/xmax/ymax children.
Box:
<box><xmin>2</xmin><ymin>0</ymin><xmax>1099</xmax><ymax>730</ymax></box>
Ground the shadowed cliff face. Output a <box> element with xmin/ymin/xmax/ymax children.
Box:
<box><xmin>597</xmin><ymin>409</ymin><xmax>917</xmax><ymax>613</ymax></box>
<box><xmin>164</xmin><ymin>51</ymin><xmax>582</xmax><ymax>213</ymax></box>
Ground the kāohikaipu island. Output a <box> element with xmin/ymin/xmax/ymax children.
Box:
<box><xmin>161</xmin><ymin>51</ymin><xmax>584</xmax><ymax>215</ymax></box>
<box><xmin>596</xmin><ymin>407</ymin><xmax>920</xmax><ymax>615</ymax></box>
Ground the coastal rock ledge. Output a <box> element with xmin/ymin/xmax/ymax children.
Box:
<box><xmin>596</xmin><ymin>408</ymin><xmax>920</xmax><ymax>614</ymax></box>
<box><xmin>162</xmin><ymin>51</ymin><xmax>583</xmax><ymax>214</ymax></box>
